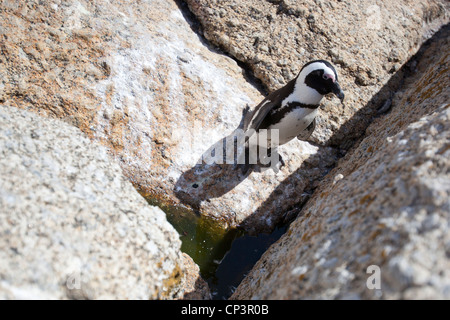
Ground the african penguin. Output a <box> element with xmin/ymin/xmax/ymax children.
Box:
<box><xmin>240</xmin><ymin>60</ymin><xmax>345</xmax><ymax>174</ymax></box>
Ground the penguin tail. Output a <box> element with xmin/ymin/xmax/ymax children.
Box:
<box><xmin>241</xmin><ymin>104</ymin><xmax>252</xmax><ymax>131</ymax></box>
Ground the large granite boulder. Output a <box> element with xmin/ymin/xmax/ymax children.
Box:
<box><xmin>0</xmin><ymin>105</ymin><xmax>195</xmax><ymax>299</ymax></box>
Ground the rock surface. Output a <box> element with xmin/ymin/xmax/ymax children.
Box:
<box><xmin>1</xmin><ymin>0</ymin><xmax>447</xmax><ymax>233</ymax></box>
<box><xmin>179</xmin><ymin>253</ymin><xmax>211</xmax><ymax>300</ymax></box>
<box><xmin>0</xmin><ymin>105</ymin><xmax>187</xmax><ymax>299</ymax></box>
<box><xmin>231</xmin><ymin>27</ymin><xmax>450</xmax><ymax>300</ymax></box>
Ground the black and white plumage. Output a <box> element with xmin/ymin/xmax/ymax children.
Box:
<box><xmin>241</xmin><ymin>60</ymin><xmax>344</xmax><ymax>173</ymax></box>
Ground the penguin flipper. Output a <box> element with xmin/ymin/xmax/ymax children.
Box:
<box><xmin>243</xmin><ymin>99</ymin><xmax>275</xmax><ymax>133</ymax></box>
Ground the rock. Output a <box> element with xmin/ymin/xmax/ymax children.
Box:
<box><xmin>231</xmin><ymin>27</ymin><xmax>450</xmax><ymax>299</ymax></box>
<box><xmin>0</xmin><ymin>105</ymin><xmax>190</xmax><ymax>299</ymax></box>
<box><xmin>178</xmin><ymin>253</ymin><xmax>211</xmax><ymax>300</ymax></box>
<box><xmin>0</xmin><ymin>0</ymin><xmax>448</xmax><ymax>235</ymax></box>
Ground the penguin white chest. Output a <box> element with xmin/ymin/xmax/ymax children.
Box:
<box><xmin>268</xmin><ymin>108</ymin><xmax>318</xmax><ymax>145</ymax></box>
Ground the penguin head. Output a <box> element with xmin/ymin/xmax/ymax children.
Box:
<box><xmin>298</xmin><ymin>60</ymin><xmax>345</xmax><ymax>102</ymax></box>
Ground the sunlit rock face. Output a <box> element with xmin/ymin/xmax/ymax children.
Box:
<box><xmin>0</xmin><ymin>105</ymin><xmax>185</xmax><ymax>299</ymax></box>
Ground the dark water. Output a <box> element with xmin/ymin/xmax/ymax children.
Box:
<box><xmin>144</xmin><ymin>196</ymin><xmax>286</xmax><ymax>300</ymax></box>
<box><xmin>210</xmin><ymin>226</ymin><xmax>286</xmax><ymax>299</ymax></box>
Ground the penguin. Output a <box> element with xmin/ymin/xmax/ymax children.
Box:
<box><xmin>240</xmin><ymin>60</ymin><xmax>345</xmax><ymax>174</ymax></box>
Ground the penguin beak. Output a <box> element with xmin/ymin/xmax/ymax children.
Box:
<box><xmin>332</xmin><ymin>82</ymin><xmax>345</xmax><ymax>102</ymax></box>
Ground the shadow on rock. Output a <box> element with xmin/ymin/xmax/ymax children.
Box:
<box><xmin>174</xmin><ymin>161</ymin><xmax>249</xmax><ymax>211</ymax></box>
<box><xmin>174</xmin><ymin>108</ymin><xmax>259</xmax><ymax>210</ymax></box>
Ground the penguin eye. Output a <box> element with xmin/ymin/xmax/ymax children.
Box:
<box><xmin>322</xmin><ymin>73</ymin><xmax>335</xmax><ymax>82</ymax></box>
